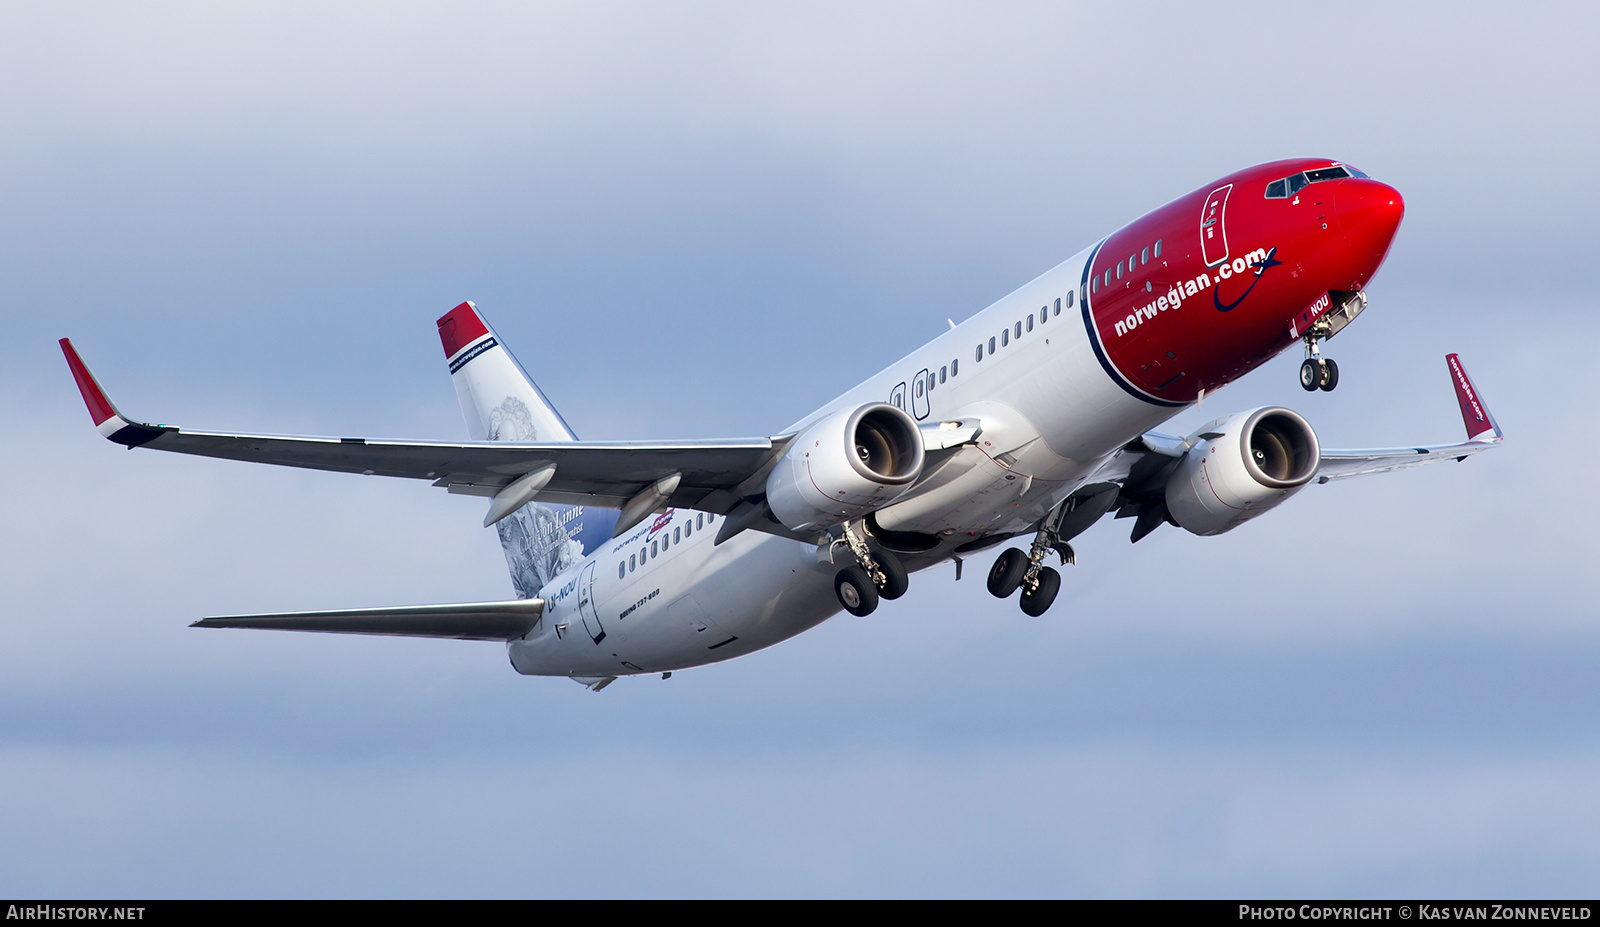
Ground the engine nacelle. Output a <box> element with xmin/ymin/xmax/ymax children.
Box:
<box><xmin>767</xmin><ymin>403</ymin><xmax>925</xmax><ymax>532</ymax></box>
<box><xmin>1165</xmin><ymin>407</ymin><xmax>1320</xmax><ymax>536</ymax></box>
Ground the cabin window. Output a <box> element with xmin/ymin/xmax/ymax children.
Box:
<box><xmin>1104</xmin><ymin>269</ymin><xmax>1112</xmax><ymax>287</ymax></box>
<box><xmin>672</xmin><ymin>526</ymin><xmax>679</xmax><ymax>543</ymax></box>
<box><xmin>988</xmin><ymin>336</ymin><xmax>996</xmax><ymax>354</ymax></box>
<box><xmin>1154</xmin><ymin>240</ymin><xmax>1162</xmax><ymax>258</ymax></box>
<box><xmin>1039</xmin><ymin>307</ymin><xmax>1047</xmax><ymax>325</ymax></box>
<box><xmin>618</xmin><ymin>562</ymin><xmax>626</xmax><ymax>579</ymax></box>
<box><xmin>1066</xmin><ymin>290</ymin><xmax>1075</xmax><ymax>308</ymax></box>
<box><xmin>951</xmin><ymin>358</ymin><xmax>959</xmax><ymax>377</ymax></box>
<box><xmin>629</xmin><ymin>554</ymin><xmax>636</xmax><ymax>571</ymax></box>
<box><xmin>975</xmin><ymin>344</ymin><xmax>983</xmax><ymax>361</ymax></box>
<box><xmin>915</xmin><ymin>378</ymin><xmax>924</xmax><ymax>397</ymax></box>
<box><xmin>1141</xmin><ymin>247</ymin><xmax>1149</xmax><ymax>265</ymax></box>
<box><xmin>1092</xmin><ymin>277</ymin><xmax>1099</xmax><ymax>294</ymax></box>
<box><xmin>1054</xmin><ymin>297</ymin><xmax>1061</xmax><ymax>316</ymax></box>
<box><xmin>661</xmin><ymin>534</ymin><xmax>669</xmax><ymax>551</ymax></box>
<box><xmin>696</xmin><ymin>513</ymin><xmax>704</xmax><ymax>529</ymax></box>
<box><xmin>1001</xmin><ymin>329</ymin><xmax>1009</xmax><ymax>347</ymax></box>
<box><xmin>1129</xmin><ymin>254</ymin><xmax>1137</xmax><ymax>271</ymax></box>
<box><xmin>1026</xmin><ymin>315</ymin><xmax>1034</xmax><ymax>332</ymax></box>
<box><xmin>1116</xmin><ymin>261</ymin><xmax>1123</xmax><ymax>280</ymax></box>
<box><xmin>1014</xmin><ymin>321</ymin><xmax>1022</xmax><ymax>339</ymax></box>
<box><xmin>684</xmin><ymin>520</ymin><xmax>692</xmax><ymax>538</ymax></box>
<box><xmin>650</xmin><ymin>540</ymin><xmax>658</xmax><ymax>557</ymax></box>
<box><xmin>706</xmin><ymin>513</ymin><xmax>714</xmax><ymax>525</ymax></box>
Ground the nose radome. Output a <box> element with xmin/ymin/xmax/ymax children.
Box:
<box><xmin>1334</xmin><ymin>181</ymin><xmax>1405</xmax><ymax>275</ymax></box>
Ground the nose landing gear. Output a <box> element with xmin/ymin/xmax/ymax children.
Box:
<box><xmin>1299</xmin><ymin>355</ymin><xmax>1339</xmax><ymax>392</ymax></box>
<box><xmin>1296</xmin><ymin>290</ymin><xmax>1368</xmax><ymax>392</ymax></box>
<box><xmin>1299</xmin><ymin>337</ymin><xmax>1339</xmax><ymax>392</ymax></box>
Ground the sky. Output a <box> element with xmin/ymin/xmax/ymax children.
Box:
<box><xmin>2</xmin><ymin>0</ymin><xmax>1598</xmax><ymax>898</ymax></box>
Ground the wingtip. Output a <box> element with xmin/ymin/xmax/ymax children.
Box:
<box><xmin>1445</xmin><ymin>353</ymin><xmax>1502</xmax><ymax>442</ymax></box>
<box><xmin>60</xmin><ymin>338</ymin><xmax>172</xmax><ymax>448</ymax></box>
<box><xmin>59</xmin><ymin>337</ymin><xmax>120</xmax><ymax>427</ymax></box>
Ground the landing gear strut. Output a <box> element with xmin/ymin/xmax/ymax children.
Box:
<box><xmin>832</xmin><ymin>521</ymin><xmax>908</xmax><ymax>617</ymax></box>
<box><xmin>1296</xmin><ymin>290</ymin><xmax>1369</xmax><ymax>392</ymax></box>
<box><xmin>987</xmin><ymin>502</ymin><xmax>1077</xmax><ymax>617</ymax></box>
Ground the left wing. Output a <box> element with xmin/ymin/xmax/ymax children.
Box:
<box><xmin>61</xmin><ymin>338</ymin><xmax>785</xmax><ymax>516</ymax></box>
<box><xmin>1313</xmin><ymin>353</ymin><xmax>1503</xmax><ymax>482</ymax></box>
<box><xmin>1091</xmin><ymin>353</ymin><xmax>1503</xmax><ymax>543</ymax></box>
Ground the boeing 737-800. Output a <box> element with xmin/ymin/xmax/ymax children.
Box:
<box><xmin>62</xmin><ymin>158</ymin><xmax>1502</xmax><ymax>690</ymax></box>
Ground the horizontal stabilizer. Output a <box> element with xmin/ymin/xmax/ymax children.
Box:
<box><xmin>192</xmin><ymin>598</ymin><xmax>545</xmax><ymax>640</ymax></box>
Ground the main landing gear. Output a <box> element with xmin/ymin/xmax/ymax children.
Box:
<box><xmin>1299</xmin><ymin>335</ymin><xmax>1339</xmax><ymax>392</ymax></box>
<box><xmin>832</xmin><ymin>521</ymin><xmax>907</xmax><ymax>617</ymax></box>
<box><xmin>987</xmin><ymin>508</ymin><xmax>1076</xmax><ymax>617</ymax></box>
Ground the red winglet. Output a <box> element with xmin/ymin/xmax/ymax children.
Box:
<box><xmin>1446</xmin><ymin>353</ymin><xmax>1498</xmax><ymax>441</ymax></box>
<box><xmin>59</xmin><ymin>338</ymin><xmax>119</xmax><ymax>427</ymax></box>
<box><xmin>436</xmin><ymin>301</ymin><xmax>491</xmax><ymax>360</ymax></box>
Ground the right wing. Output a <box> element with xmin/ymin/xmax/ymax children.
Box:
<box><xmin>61</xmin><ymin>338</ymin><xmax>787</xmax><ymax>516</ymax></box>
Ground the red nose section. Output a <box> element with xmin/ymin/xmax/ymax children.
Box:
<box><xmin>1335</xmin><ymin>181</ymin><xmax>1405</xmax><ymax>282</ymax></box>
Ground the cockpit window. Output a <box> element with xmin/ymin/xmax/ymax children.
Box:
<box><xmin>1265</xmin><ymin>164</ymin><xmax>1366</xmax><ymax>198</ymax></box>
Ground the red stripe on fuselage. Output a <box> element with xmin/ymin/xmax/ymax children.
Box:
<box><xmin>436</xmin><ymin>302</ymin><xmax>491</xmax><ymax>360</ymax></box>
<box><xmin>1084</xmin><ymin>159</ymin><xmax>1403</xmax><ymax>404</ymax></box>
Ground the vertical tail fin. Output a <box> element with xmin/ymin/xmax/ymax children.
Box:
<box><xmin>436</xmin><ymin>302</ymin><xmax>616</xmax><ymax>598</ymax></box>
<box><xmin>437</xmin><ymin>301</ymin><xmax>577</xmax><ymax>443</ymax></box>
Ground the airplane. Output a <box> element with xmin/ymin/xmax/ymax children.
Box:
<box><xmin>61</xmin><ymin>157</ymin><xmax>1503</xmax><ymax>691</ymax></box>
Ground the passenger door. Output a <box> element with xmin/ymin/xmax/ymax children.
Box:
<box><xmin>911</xmin><ymin>368</ymin><xmax>931</xmax><ymax>420</ymax></box>
<box><xmin>1200</xmin><ymin>184</ymin><xmax>1232</xmax><ymax>268</ymax></box>
<box><xmin>576</xmin><ymin>561</ymin><xmax>605</xmax><ymax>644</ymax></box>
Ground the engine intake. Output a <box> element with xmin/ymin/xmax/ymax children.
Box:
<box><xmin>1165</xmin><ymin>407</ymin><xmax>1319</xmax><ymax>536</ymax></box>
<box><xmin>767</xmin><ymin>403</ymin><xmax>925</xmax><ymax>531</ymax></box>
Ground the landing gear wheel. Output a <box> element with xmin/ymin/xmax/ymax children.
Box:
<box><xmin>835</xmin><ymin>566</ymin><xmax>879</xmax><ymax>617</ymax></box>
<box><xmin>1300</xmin><ymin>358</ymin><xmax>1323</xmax><ymax>392</ymax></box>
<box><xmin>987</xmin><ymin>548</ymin><xmax>1028</xmax><ymax>599</ymax></box>
<box><xmin>875</xmin><ymin>548</ymin><xmax>909</xmax><ymax>600</ymax></box>
<box><xmin>1319</xmin><ymin>358</ymin><xmax>1339</xmax><ymax>392</ymax></box>
<box><xmin>1019</xmin><ymin>567</ymin><xmax>1060</xmax><ymax>617</ymax></box>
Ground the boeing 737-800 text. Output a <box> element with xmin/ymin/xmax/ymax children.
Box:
<box><xmin>62</xmin><ymin>158</ymin><xmax>1502</xmax><ymax>690</ymax></box>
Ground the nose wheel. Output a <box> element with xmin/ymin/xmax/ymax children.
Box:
<box><xmin>1299</xmin><ymin>357</ymin><xmax>1338</xmax><ymax>391</ymax></box>
<box><xmin>1299</xmin><ymin>336</ymin><xmax>1339</xmax><ymax>392</ymax></box>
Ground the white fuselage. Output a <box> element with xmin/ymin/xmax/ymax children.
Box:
<box><xmin>509</xmin><ymin>240</ymin><xmax>1182</xmax><ymax>678</ymax></box>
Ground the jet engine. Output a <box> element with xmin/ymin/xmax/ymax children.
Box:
<box><xmin>766</xmin><ymin>403</ymin><xmax>925</xmax><ymax>532</ymax></box>
<box><xmin>1165</xmin><ymin>407</ymin><xmax>1320</xmax><ymax>536</ymax></box>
